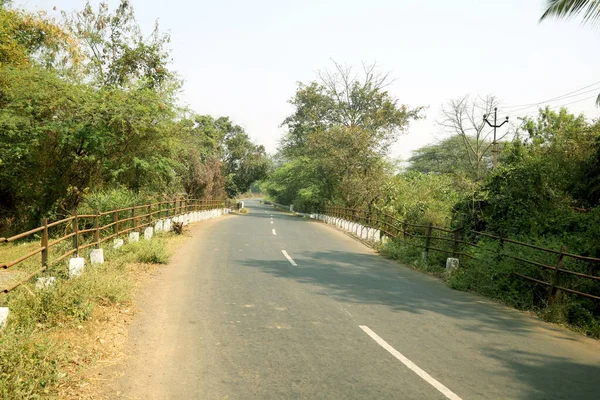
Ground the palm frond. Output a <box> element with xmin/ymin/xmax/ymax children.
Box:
<box><xmin>540</xmin><ymin>0</ymin><xmax>600</xmax><ymax>25</ymax></box>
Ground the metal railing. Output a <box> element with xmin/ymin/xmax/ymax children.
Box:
<box><xmin>322</xmin><ymin>206</ymin><xmax>600</xmax><ymax>303</ymax></box>
<box><xmin>0</xmin><ymin>198</ymin><xmax>228</xmax><ymax>294</ymax></box>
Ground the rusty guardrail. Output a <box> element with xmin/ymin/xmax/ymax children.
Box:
<box><xmin>0</xmin><ymin>198</ymin><xmax>228</xmax><ymax>294</ymax></box>
<box><xmin>322</xmin><ymin>206</ymin><xmax>600</xmax><ymax>303</ymax></box>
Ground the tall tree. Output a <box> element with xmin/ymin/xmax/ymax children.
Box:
<box><xmin>274</xmin><ymin>62</ymin><xmax>422</xmax><ymax>210</ymax></box>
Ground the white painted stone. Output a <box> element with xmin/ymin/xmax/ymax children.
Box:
<box><xmin>129</xmin><ymin>232</ymin><xmax>140</xmax><ymax>243</ymax></box>
<box><xmin>69</xmin><ymin>257</ymin><xmax>85</xmax><ymax>278</ymax></box>
<box><xmin>113</xmin><ymin>238</ymin><xmax>124</xmax><ymax>249</ymax></box>
<box><xmin>144</xmin><ymin>227</ymin><xmax>153</xmax><ymax>240</ymax></box>
<box><xmin>90</xmin><ymin>248</ymin><xmax>104</xmax><ymax>265</ymax></box>
<box><xmin>0</xmin><ymin>307</ymin><xmax>8</xmax><ymax>330</ymax></box>
<box><xmin>155</xmin><ymin>220</ymin><xmax>163</xmax><ymax>232</ymax></box>
<box><xmin>446</xmin><ymin>257</ymin><xmax>459</xmax><ymax>273</ymax></box>
<box><xmin>36</xmin><ymin>277</ymin><xmax>56</xmax><ymax>289</ymax></box>
<box><xmin>163</xmin><ymin>219</ymin><xmax>172</xmax><ymax>232</ymax></box>
<box><xmin>374</xmin><ymin>229</ymin><xmax>381</xmax><ymax>242</ymax></box>
<box><xmin>290</xmin><ymin>204</ymin><xmax>294</xmax><ymax>212</ymax></box>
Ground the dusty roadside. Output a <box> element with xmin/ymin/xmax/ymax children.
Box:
<box><xmin>59</xmin><ymin>217</ymin><xmax>227</xmax><ymax>399</ymax></box>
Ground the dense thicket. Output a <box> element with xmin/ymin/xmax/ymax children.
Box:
<box><xmin>0</xmin><ymin>1</ymin><xmax>268</xmax><ymax>233</ymax></box>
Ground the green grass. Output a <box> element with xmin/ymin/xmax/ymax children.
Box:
<box><xmin>0</xmin><ymin>233</ymin><xmax>176</xmax><ymax>399</ymax></box>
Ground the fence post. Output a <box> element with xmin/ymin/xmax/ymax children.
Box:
<box><xmin>132</xmin><ymin>204</ymin><xmax>137</xmax><ymax>231</ymax></box>
<box><xmin>550</xmin><ymin>245</ymin><xmax>567</xmax><ymax>304</ymax></box>
<box><xmin>41</xmin><ymin>218</ymin><xmax>48</xmax><ymax>270</ymax></box>
<box><xmin>94</xmin><ymin>210</ymin><xmax>100</xmax><ymax>248</ymax></box>
<box><xmin>452</xmin><ymin>227</ymin><xmax>462</xmax><ymax>257</ymax></box>
<box><xmin>402</xmin><ymin>220</ymin><xmax>408</xmax><ymax>240</ymax></box>
<box><xmin>423</xmin><ymin>222</ymin><xmax>433</xmax><ymax>261</ymax></box>
<box><xmin>72</xmin><ymin>215</ymin><xmax>80</xmax><ymax>257</ymax></box>
<box><xmin>147</xmin><ymin>204</ymin><xmax>152</xmax><ymax>226</ymax></box>
<box><xmin>113</xmin><ymin>207</ymin><xmax>119</xmax><ymax>237</ymax></box>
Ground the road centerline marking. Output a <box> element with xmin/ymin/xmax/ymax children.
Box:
<box><xmin>272</xmin><ymin>229</ymin><xmax>277</xmax><ymax>235</ymax></box>
<box><xmin>281</xmin><ymin>250</ymin><xmax>297</xmax><ymax>266</ymax></box>
<box><xmin>271</xmin><ymin>221</ymin><xmax>273</xmax><ymax>224</ymax></box>
<box><xmin>359</xmin><ymin>325</ymin><xmax>462</xmax><ymax>400</ymax></box>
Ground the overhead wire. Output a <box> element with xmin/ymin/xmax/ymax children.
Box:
<box><xmin>503</xmin><ymin>80</ymin><xmax>600</xmax><ymax>110</ymax></box>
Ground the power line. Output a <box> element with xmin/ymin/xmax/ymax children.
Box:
<box><xmin>505</xmin><ymin>88</ymin><xmax>600</xmax><ymax>116</ymax></box>
<box><xmin>506</xmin><ymin>94</ymin><xmax>599</xmax><ymax>119</ymax></box>
<box><xmin>503</xmin><ymin>80</ymin><xmax>600</xmax><ymax>110</ymax></box>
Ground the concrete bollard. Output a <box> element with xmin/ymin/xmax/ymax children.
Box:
<box><xmin>0</xmin><ymin>307</ymin><xmax>8</xmax><ymax>330</ymax></box>
<box><xmin>373</xmin><ymin>229</ymin><xmax>381</xmax><ymax>242</ymax></box>
<box><xmin>90</xmin><ymin>249</ymin><xmax>104</xmax><ymax>265</ymax></box>
<box><xmin>164</xmin><ymin>219</ymin><xmax>171</xmax><ymax>232</ymax></box>
<box><xmin>36</xmin><ymin>277</ymin><xmax>56</xmax><ymax>289</ymax></box>
<box><xmin>445</xmin><ymin>258</ymin><xmax>459</xmax><ymax>277</ymax></box>
<box><xmin>144</xmin><ymin>227</ymin><xmax>153</xmax><ymax>240</ymax></box>
<box><xmin>155</xmin><ymin>220</ymin><xmax>163</xmax><ymax>232</ymax></box>
<box><xmin>114</xmin><ymin>238</ymin><xmax>124</xmax><ymax>249</ymax></box>
<box><xmin>129</xmin><ymin>232</ymin><xmax>140</xmax><ymax>243</ymax></box>
<box><xmin>69</xmin><ymin>257</ymin><xmax>85</xmax><ymax>278</ymax></box>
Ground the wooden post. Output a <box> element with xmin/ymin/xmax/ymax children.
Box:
<box><xmin>113</xmin><ymin>207</ymin><xmax>119</xmax><ymax>237</ymax></box>
<box><xmin>550</xmin><ymin>245</ymin><xmax>567</xmax><ymax>304</ymax></box>
<box><xmin>41</xmin><ymin>218</ymin><xmax>48</xmax><ymax>269</ymax></box>
<box><xmin>72</xmin><ymin>215</ymin><xmax>80</xmax><ymax>257</ymax></box>
<box><xmin>424</xmin><ymin>222</ymin><xmax>433</xmax><ymax>261</ymax></box>
<box><xmin>132</xmin><ymin>204</ymin><xmax>137</xmax><ymax>231</ymax></box>
<box><xmin>147</xmin><ymin>204</ymin><xmax>152</xmax><ymax>227</ymax></box>
<box><xmin>402</xmin><ymin>220</ymin><xmax>408</xmax><ymax>240</ymax></box>
<box><xmin>452</xmin><ymin>227</ymin><xmax>461</xmax><ymax>257</ymax></box>
<box><xmin>94</xmin><ymin>211</ymin><xmax>100</xmax><ymax>248</ymax></box>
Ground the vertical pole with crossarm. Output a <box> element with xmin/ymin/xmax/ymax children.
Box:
<box><xmin>483</xmin><ymin>107</ymin><xmax>509</xmax><ymax>169</ymax></box>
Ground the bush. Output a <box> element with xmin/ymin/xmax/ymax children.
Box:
<box><xmin>122</xmin><ymin>239</ymin><xmax>169</xmax><ymax>264</ymax></box>
<box><xmin>0</xmin><ymin>232</ymin><xmax>175</xmax><ymax>398</ymax></box>
<box><xmin>0</xmin><ymin>328</ymin><xmax>69</xmax><ymax>400</ymax></box>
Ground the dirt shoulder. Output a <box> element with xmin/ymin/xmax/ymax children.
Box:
<box><xmin>62</xmin><ymin>218</ymin><xmax>225</xmax><ymax>399</ymax></box>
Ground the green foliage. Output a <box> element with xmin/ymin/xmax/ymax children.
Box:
<box><xmin>267</xmin><ymin>62</ymin><xmax>422</xmax><ymax>211</ymax></box>
<box><xmin>0</xmin><ymin>329</ymin><xmax>68</xmax><ymax>399</ymax></box>
<box><xmin>385</xmin><ymin>171</ymin><xmax>466</xmax><ymax>226</ymax></box>
<box><xmin>122</xmin><ymin>239</ymin><xmax>169</xmax><ymax>264</ymax></box>
<box><xmin>0</xmin><ymin>2</ymin><xmax>266</xmax><ymax>235</ymax></box>
<box><xmin>75</xmin><ymin>188</ymin><xmax>145</xmax><ymax>215</ymax></box>
<box><xmin>540</xmin><ymin>0</ymin><xmax>600</xmax><ymax>29</ymax></box>
<box><xmin>0</xmin><ymin>231</ymin><xmax>176</xmax><ymax>398</ymax></box>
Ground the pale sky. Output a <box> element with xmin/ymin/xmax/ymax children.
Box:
<box><xmin>21</xmin><ymin>0</ymin><xmax>600</xmax><ymax>160</ymax></box>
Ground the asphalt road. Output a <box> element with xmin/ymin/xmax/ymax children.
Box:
<box><xmin>115</xmin><ymin>199</ymin><xmax>600</xmax><ymax>400</ymax></box>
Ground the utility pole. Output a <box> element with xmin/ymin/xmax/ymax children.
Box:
<box><xmin>483</xmin><ymin>107</ymin><xmax>509</xmax><ymax>169</ymax></box>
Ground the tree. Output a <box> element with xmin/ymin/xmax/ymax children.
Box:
<box><xmin>408</xmin><ymin>135</ymin><xmax>491</xmax><ymax>179</ymax></box>
<box><xmin>273</xmin><ymin>61</ymin><xmax>423</xmax><ymax>211</ymax></box>
<box><xmin>438</xmin><ymin>95</ymin><xmax>508</xmax><ymax>181</ymax></box>
<box><xmin>540</xmin><ymin>0</ymin><xmax>600</xmax><ymax>26</ymax></box>
<box><xmin>62</xmin><ymin>0</ymin><xmax>173</xmax><ymax>89</ymax></box>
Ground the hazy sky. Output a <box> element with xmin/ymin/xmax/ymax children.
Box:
<box><xmin>21</xmin><ymin>0</ymin><xmax>600</xmax><ymax>160</ymax></box>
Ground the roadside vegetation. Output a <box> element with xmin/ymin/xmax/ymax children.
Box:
<box><xmin>0</xmin><ymin>233</ymin><xmax>182</xmax><ymax>399</ymax></box>
<box><xmin>263</xmin><ymin>62</ymin><xmax>600</xmax><ymax>338</ymax></box>
<box><xmin>0</xmin><ymin>1</ymin><xmax>269</xmax><ymax>237</ymax></box>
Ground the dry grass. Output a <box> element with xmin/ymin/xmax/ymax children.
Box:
<box><xmin>0</xmin><ymin>231</ymin><xmax>190</xmax><ymax>399</ymax></box>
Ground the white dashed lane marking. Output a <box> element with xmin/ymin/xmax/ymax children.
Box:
<box><xmin>281</xmin><ymin>250</ymin><xmax>297</xmax><ymax>266</ymax></box>
<box><xmin>359</xmin><ymin>326</ymin><xmax>462</xmax><ymax>400</ymax></box>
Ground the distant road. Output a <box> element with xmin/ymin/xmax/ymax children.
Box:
<box><xmin>113</xmin><ymin>199</ymin><xmax>600</xmax><ymax>399</ymax></box>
